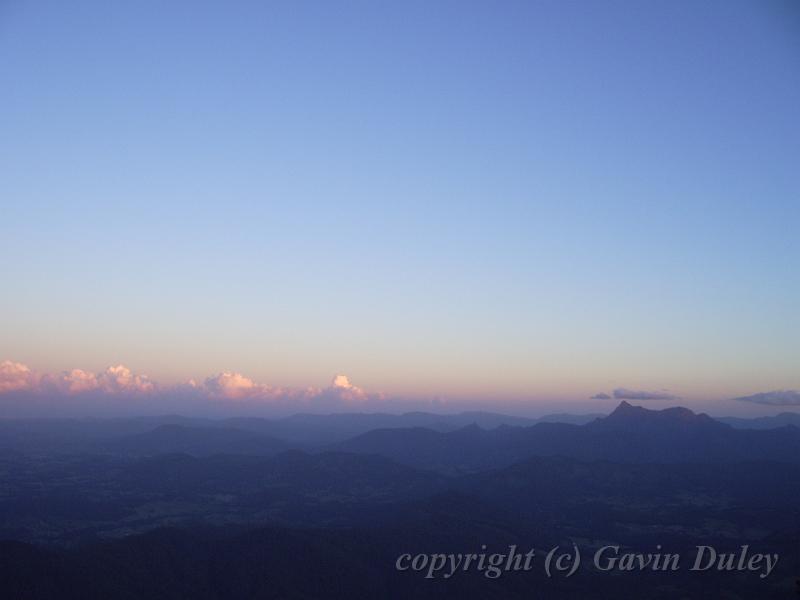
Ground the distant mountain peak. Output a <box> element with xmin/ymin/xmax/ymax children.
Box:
<box><xmin>607</xmin><ymin>400</ymin><xmax>645</xmax><ymax>417</ymax></box>
<box><xmin>596</xmin><ymin>402</ymin><xmax>726</xmax><ymax>431</ymax></box>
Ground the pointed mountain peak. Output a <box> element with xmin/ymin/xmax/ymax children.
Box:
<box><xmin>607</xmin><ymin>400</ymin><xmax>646</xmax><ymax>418</ymax></box>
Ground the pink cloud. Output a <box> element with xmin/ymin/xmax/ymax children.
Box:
<box><xmin>55</xmin><ymin>369</ymin><xmax>99</xmax><ymax>394</ymax></box>
<box><xmin>28</xmin><ymin>363</ymin><xmax>156</xmax><ymax>396</ymax></box>
<box><xmin>0</xmin><ymin>360</ymin><xmax>385</xmax><ymax>412</ymax></box>
<box><xmin>202</xmin><ymin>371</ymin><xmax>267</xmax><ymax>400</ymax></box>
<box><xmin>324</xmin><ymin>373</ymin><xmax>373</xmax><ymax>404</ymax></box>
<box><xmin>97</xmin><ymin>365</ymin><xmax>155</xmax><ymax>394</ymax></box>
<box><xmin>196</xmin><ymin>371</ymin><xmax>382</xmax><ymax>407</ymax></box>
<box><xmin>0</xmin><ymin>360</ymin><xmax>38</xmax><ymax>393</ymax></box>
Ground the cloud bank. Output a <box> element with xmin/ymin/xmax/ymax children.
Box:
<box><xmin>0</xmin><ymin>360</ymin><xmax>382</xmax><ymax>415</ymax></box>
<box><xmin>733</xmin><ymin>390</ymin><xmax>800</xmax><ymax>406</ymax></box>
<box><xmin>36</xmin><ymin>365</ymin><xmax>157</xmax><ymax>395</ymax></box>
<box><xmin>591</xmin><ymin>388</ymin><xmax>679</xmax><ymax>401</ymax></box>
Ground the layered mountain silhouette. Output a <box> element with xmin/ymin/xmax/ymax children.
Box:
<box><xmin>221</xmin><ymin>411</ymin><xmax>566</xmax><ymax>443</ymax></box>
<box><xmin>2</xmin><ymin>402</ymin><xmax>800</xmax><ymax>598</ymax></box>
<box><xmin>718</xmin><ymin>412</ymin><xmax>800</xmax><ymax>429</ymax></box>
<box><xmin>336</xmin><ymin>401</ymin><xmax>800</xmax><ymax>472</ymax></box>
<box><xmin>2</xmin><ymin>406</ymin><xmax>796</xmax><ymax>458</ymax></box>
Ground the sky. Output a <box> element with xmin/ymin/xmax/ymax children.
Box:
<box><xmin>1</xmin><ymin>1</ymin><xmax>798</xmax><ymax>416</ymax></box>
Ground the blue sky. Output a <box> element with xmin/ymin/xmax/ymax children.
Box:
<box><xmin>1</xmin><ymin>1</ymin><xmax>798</xmax><ymax>412</ymax></box>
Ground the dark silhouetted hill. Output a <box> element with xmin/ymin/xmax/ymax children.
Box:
<box><xmin>336</xmin><ymin>402</ymin><xmax>800</xmax><ymax>472</ymax></box>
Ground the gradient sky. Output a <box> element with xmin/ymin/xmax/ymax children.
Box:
<box><xmin>1</xmin><ymin>1</ymin><xmax>798</xmax><ymax>413</ymax></box>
